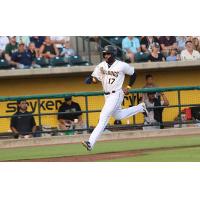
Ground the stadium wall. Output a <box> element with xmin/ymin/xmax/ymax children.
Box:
<box><xmin>0</xmin><ymin>61</ymin><xmax>200</xmax><ymax>132</ymax></box>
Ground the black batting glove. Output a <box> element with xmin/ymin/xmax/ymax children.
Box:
<box><xmin>84</xmin><ymin>76</ymin><xmax>93</xmax><ymax>84</ymax></box>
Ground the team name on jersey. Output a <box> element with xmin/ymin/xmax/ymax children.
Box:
<box><xmin>100</xmin><ymin>67</ymin><xmax>119</xmax><ymax>78</ymax></box>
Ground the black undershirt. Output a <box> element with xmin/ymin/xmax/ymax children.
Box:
<box><xmin>128</xmin><ymin>72</ymin><xmax>137</xmax><ymax>87</ymax></box>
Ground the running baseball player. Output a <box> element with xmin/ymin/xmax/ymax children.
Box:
<box><xmin>82</xmin><ymin>45</ymin><xmax>148</xmax><ymax>151</ymax></box>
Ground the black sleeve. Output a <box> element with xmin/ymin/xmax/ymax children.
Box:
<box><xmin>31</xmin><ymin>115</ymin><xmax>36</xmax><ymax>127</ymax></box>
<box><xmin>128</xmin><ymin>72</ymin><xmax>137</xmax><ymax>87</ymax></box>
<box><xmin>76</xmin><ymin>103</ymin><xmax>82</xmax><ymax>116</ymax></box>
<box><xmin>57</xmin><ymin>105</ymin><xmax>64</xmax><ymax>120</ymax></box>
<box><xmin>10</xmin><ymin>115</ymin><xmax>17</xmax><ymax>128</ymax></box>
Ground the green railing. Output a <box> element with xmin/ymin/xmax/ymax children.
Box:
<box><xmin>0</xmin><ymin>85</ymin><xmax>200</xmax><ymax>138</ymax></box>
<box><xmin>1</xmin><ymin>86</ymin><xmax>200</xmax><ymax>101</ymax></box>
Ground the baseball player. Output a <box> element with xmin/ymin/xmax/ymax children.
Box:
<box><xmin>82</xmin><ymin>45</ymin><xmax>148</xmax><ymax>151</ymax></box>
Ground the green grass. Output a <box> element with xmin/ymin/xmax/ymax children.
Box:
<box><xmin>1</xmin><ymin>134</ymin><xmax>200</xmax><ymax>161</ymax></box>
<box><xmin>103</xmin><ymin>147</ymin><xmax>200</xmax><ymax>162</ymax></box>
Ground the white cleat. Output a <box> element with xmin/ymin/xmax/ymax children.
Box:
<box><xmin>141</xmin><ymin>102</ymin><xmax>149</xmax><ymax>116</ymax></box>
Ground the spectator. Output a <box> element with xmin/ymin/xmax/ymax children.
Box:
<box><xmin>27</xmin><ymin>42</ymin><xmax>41</xmax><ymax>68</ymax></box>
<box><xmin>180</xmin><ymin>40</ymin><xmax>200</xmax><ymax>61</ymax></box>
<box><xmin>148</xmin><ymin>42</ymin><xmax>165</xmax><ymax>62</ymax></box>
<box><xmin>16</xmin><ymin>36</ymin><xmax>30</xmax><ymax>47</ymax></box>
<box><xmin>140</xmin><ymin>36</ymin><xmax>159</xmax><ymax>53</ymax></box>
<box><xmin>57</xmin><ymin>96</ymin><xmax>85</xmax><ymax>134</ymax></box>
<box><xmin>50</xmin><ymin>36</ymin><xmax>70</xmax><ymax>52</ymax></box>
<box><xmin>134</xmin><ymin>36</ymin><xmax>160</xmax><ymax>62</ymax></box>
<box><xmin>141</xmin><ymin>74</ymin><xmax>160</xmax><ymax>102</ymax></box>
<box><xmin>186</xmin><ymin>36</ymin><xmax>193</xmax><ymax>41</ymax></box>
<box><xmin>143</xmin><ymin>92</ymin><xmax>169</xmax><ymax>130</ymax></box>
<box><xmin>4</xmin><ymin>36</ymin><xmax>18</xmax><ymax>63</ymax></box>
<box><xmin>39</xmin><ymin>36</ymin><xmax>59</xmax><ymax>59</ymax></box>
<box><xmin>192</xmin><ymin>37</ymin><xmax>200</xmax><ymax>52</ymax></box>
<box><xmin>11</xmin><ymin>43</ymin><xmax>37</xmax><ymax>69</ymax></box>
<box><xmin>143</xmin><ymin>74</ymin><xmax>158</xmax><ymax>88</ymax></box>
<box><xmin>166</xmin><ymin>48</ymin><xmax>180</xmax><ymax>62</ymax></box>
<box><xmin>30</xmin><ymin>36</ymin><xmax>45</xmax><ymax>49</ymax></box>
<box><xmin>10</xmin><ymin>99</ymin><xmax>36</xmax><ymax>139</ymax></box>
<box><xmin>159</xmin><ymin>36</ymin><xmax>177</xmax><ymax>57</ymax></box>
<box><xmin>28</xmin><ymin>42</ymin><xmax>39</xmax><ymax>58</ymax></box>
<box><xmin>0</xmin><ymin>36</ymin><xmax>9</xmax><ymax>58</ymax></box>
<box><xmin>60</xmin><ymin>41</ymin><xmax>76</xmax><ymax>58</ymax></box>
<box><xmin>122</xmin><ymin>36</ymin><xmax>141</xmax><ymax>62</ymax></box>
<box><xmin>176</xmin><ymin>36</ymin><xmax>187</xmax><ymax>52</ymax></box>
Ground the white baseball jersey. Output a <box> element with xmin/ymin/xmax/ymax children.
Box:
<box><xmin>92</xmin><ymin>60</ymin><xmax>134</xmax><ymax>93</ymax></box>
<box><xmin>88</xmin><ymin>59</ymin><xmax>144</xmax><ymax>149</ymax></box>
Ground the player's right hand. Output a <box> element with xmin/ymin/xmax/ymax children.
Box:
<box><xmin>84</xmin><ymin>76</ymin><xmax>93</xmax><ymax>84</ymax></box>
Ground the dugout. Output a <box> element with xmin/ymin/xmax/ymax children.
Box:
<box><xmin>0</xmin><ymin>61</ymin><xmax>200</xmax><ymax>134</ymax></box>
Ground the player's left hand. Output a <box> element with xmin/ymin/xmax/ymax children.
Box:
<box><xmin>84</xmin><ymin>76</ymin><xmax>93</xmax><ymax>84</ymax></box>
<box><xmin>123</xmin><ymin>88</ymin><xmax>129</xmax><ymax>95</ymax></box>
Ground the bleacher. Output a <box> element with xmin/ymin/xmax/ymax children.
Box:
<box><xmin>1</xmin><ymin>36</ymin><xmax>200</xmax><ymax>70</ymax></box>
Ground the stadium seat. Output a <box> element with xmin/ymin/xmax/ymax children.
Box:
<box><xmin>34</xmin><ymin>57</ymin><xmax>49</xmax><ymax>67</ymax></box>
<box><xmin>49</xmin><ymin>57</ymin><xmax>69</xmax><ymax>67</ymax></box>
<box><xmin>67</xmin><ymin>55</ymin><xmax>90</xmax><ymax>66</ymax></box>
<box><xmin>135</xmin><ymin>52</ymin><xmax>149</xmax><ymax>63</ymax></box>
<box><xmin>109</xmin><ymin>37</ymin><xmax>124</xmax><ymax>48</ymax></box>
<box><xmin>0</xmin><ymin>59</ymin><xmax>11</xmax><ymax>69</ymax></box>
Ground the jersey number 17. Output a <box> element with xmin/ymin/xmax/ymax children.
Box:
<box><xmin>108</xmin><ymin>78</ymin><xmax>115</xmax><ymax>84</ymax></box>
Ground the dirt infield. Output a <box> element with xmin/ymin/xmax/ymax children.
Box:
<box><xmin>16</xmin><ymin>144</ymin><xmax>200</xmax><ymax>162</ymax></box>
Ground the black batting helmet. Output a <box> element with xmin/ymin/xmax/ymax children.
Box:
<box><xmin>102</xmin><ymin>45</ymin><xmax>117</xmax><ymax>57</ymax></box>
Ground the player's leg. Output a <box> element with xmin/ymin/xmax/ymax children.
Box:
<box><xmin>112</xmin><ymin>102</ymin><xmax>147</xmax><ymax>120</ymax></box>
<box><xmin>88</xmin><ymin>92</ymin><xmax>123</xmax><ymax>149</ymax></box>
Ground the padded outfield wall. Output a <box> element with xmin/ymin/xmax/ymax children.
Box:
<box><xmin>0</xmin><ymin>61</ymin><xmax>200</xmax><ymax>132</ymax></box>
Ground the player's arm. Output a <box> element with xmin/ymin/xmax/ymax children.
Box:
<box><xmin>32</xmin><ymin>125</ymin><xmax>37</xmax><ymax>133</ymax></box>
<box><xmin>123</xmin><ymin>63</ymin><xmax>136</xmax><ymax>95</ymax></box>
<box><xmin>85</xmin><ymin>65</ymin><xmax>101</xmax><ymax>84</ymax></box>
<box><xmin>160</xmin><ymin>93</ymin><xmax>169</xmax><ymax>106</ymax></box>
<box><xmin>10</xmin><ymin>126</ymin><xmax>18</xmax><ymax>134</ymax></box>
<box><xmin>31</xmin><ymin>116</ymin><xmax>37</xmax><ymax>133</ymax></box>
<box><xmin>10</xmin><ymin>116</ymin><xmax>18</xmax><ymax>134</ymax></box>
<box><xmin>10</xmin><ymin>116</ymin><xmax>19</xmax><ymax>138</ymax></box>
<box><xmin>127</xmin><ymin>72</ymin><xmax>137</xmax><ymax>88</ymax></box>
<box><xmin>84</xmin><ymin>75</ymin><xmax>98</xmax><ymax>84</ymax></box>
<box><xmin>123</xmin><ymin>72</ymin><xmax>137</xmax><ymax>95</ymax></box>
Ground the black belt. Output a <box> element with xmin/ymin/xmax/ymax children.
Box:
<box><xmin>104</xmin><ymin>91</ymin><xmax>116</xmax><ymax>95</ymax></box>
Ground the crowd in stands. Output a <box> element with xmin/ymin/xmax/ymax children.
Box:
<box><xmin>1</xmin><ymin>36</ymin><xmax>200</xmax><ymax>70</ymax></box>
<box><xmin>0</xmin><ymin>36</ymin><xmax>88</xmax><ymax>69</ymax></box>
<box><xmin>98</xmin><ymin>36</ymin><xmax>200</xmax><ymax>63</ymax></box>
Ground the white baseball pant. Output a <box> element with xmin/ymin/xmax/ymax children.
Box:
<box><xmin>89</xmin><ymin>90</ymin><xmax>144</xmax><ymax>148</ymax></box>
